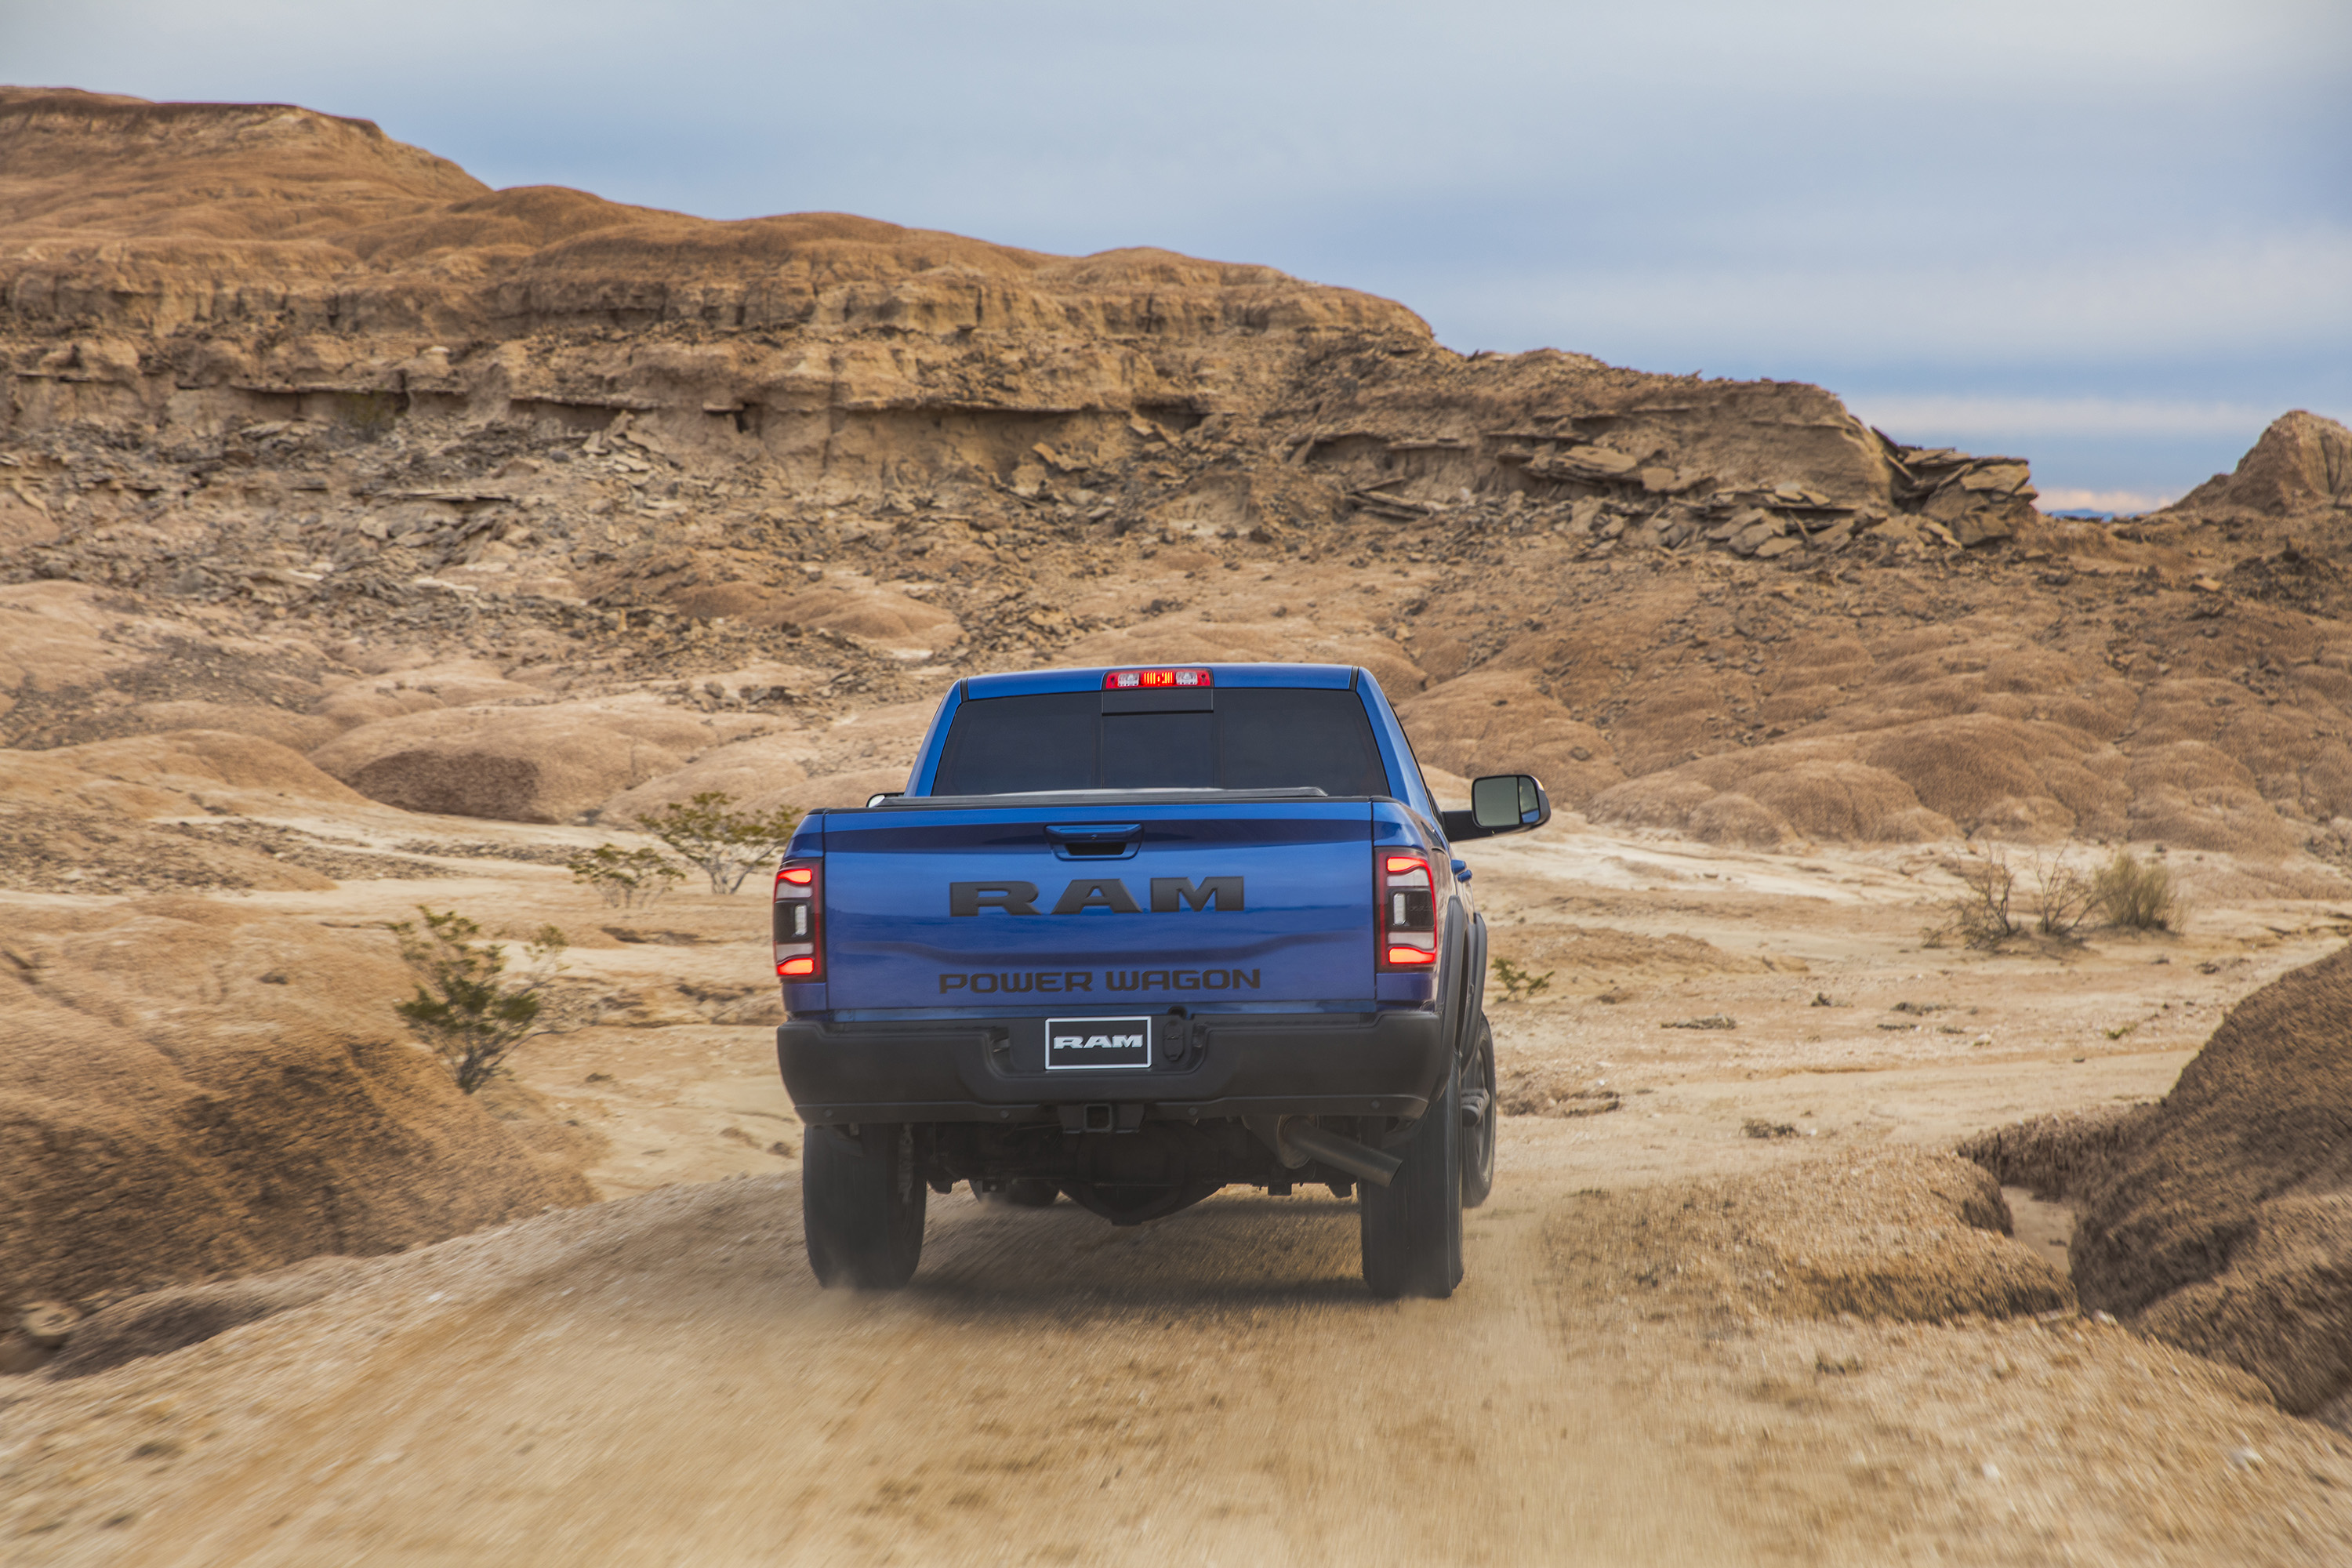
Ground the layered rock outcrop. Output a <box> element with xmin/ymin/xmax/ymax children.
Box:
<box><xmin>3</xmin><ymin>87</ymin><xmax>2030</xmax><ymax>550</ymax></box>
<box><xmin>2177</xmin><ymin>411</ymin><xmax>2352</xmax><ymax>518</ymax></box>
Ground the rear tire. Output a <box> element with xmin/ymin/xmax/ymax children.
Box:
<box><xmin>1359</xmin><ymin>1054</ymin><xmax>1464</xmax><ymax>1299</ymax></box>
<box><xmin>1461</xmin><ymin>1014</ymin><xmax>1497</xmax><ymax>1209</ymax></box>
<box><xmin>803</xmin><ymin>1123</ymin><xmax>927</xmax><ymax>1289</ymax></box>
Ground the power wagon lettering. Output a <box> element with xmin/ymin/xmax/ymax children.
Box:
<box><xmin>948</xmin><ymin>877</ymin><xmax>1243</xmax><ymax>916</ymax></box>
<box><xmin>938</xmin><ymin>968</ymin><xmax>1262</xmax><ymax>993</ymax></box>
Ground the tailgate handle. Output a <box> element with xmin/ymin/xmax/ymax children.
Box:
<box><xmin>1045</xmin><ymin>824</ymin><xmax>1141</xmax><ymax>842</ymax></box>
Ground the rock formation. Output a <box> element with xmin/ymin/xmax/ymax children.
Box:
<box><xmin>2</xmin><ymin>86</ymin><xmax>2032</xmax><ymax>556</ymax></box>
<box><xmin>5</xmin><ymin>86</ymin><xmax>2352</xmax><ymax>866</ymax></box>
<box><xmin>2176</xmin><ymin>411</ymin><xmax>2352</xmax><ymax>518</ymax></box>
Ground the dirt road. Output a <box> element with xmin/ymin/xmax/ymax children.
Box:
<box><xmin>18</xmin><ymin>1044</ymin><xmax>2352</xmax><ymax>1566</ymax></box>
<box><xmin>13</xmin><ymin>830</ymin><xmax>2352</xmax><ymax>1564</ymax></box>
<box><xmin>126</xmin><ymin>1177</ymin><xmax>1734</xmax><ymax>1565</ymax></box>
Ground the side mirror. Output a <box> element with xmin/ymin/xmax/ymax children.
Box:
<box><xmin>1439</xmin><ymin>774</ymin><xmax>1552</xmax><ymax>843</ymax></box>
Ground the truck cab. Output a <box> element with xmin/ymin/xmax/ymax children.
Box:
<box><xmin>774</xmin><ymin>662</ymin><xmax>1550</xmax><ymax>1297</ymax></box>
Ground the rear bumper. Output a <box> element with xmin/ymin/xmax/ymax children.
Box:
<box><xmin>777</xmin><ymin>1009</ymin><xmax>1447</xmax><ymax>1125</ymax></box>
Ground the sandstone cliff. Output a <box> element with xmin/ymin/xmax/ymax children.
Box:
<box><xmin>2</xmin><ymin>86</ymin><xmax>2028</xmax><ymax>546</ymax></box>
<box><xmin>4</xmin><ymin>88</ymin><xmax>2350</xmax><ymax>868</ymax></box>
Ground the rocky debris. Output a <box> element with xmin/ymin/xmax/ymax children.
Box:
<box><xmin>1591</xmin><ymin>739</ymin><xmax>1964</xmax><ymax>848</ymax></box>
<box><xmin>2176</xmin><ymin>412</ymin><xmax>2352</xmax><ymax>517</ymax></box>
<box><xmin>747</xmin><ymin>579</ymin><xmax>962</xmax><ymax>655</ymax></box>
<box><xmin>0</xmin><ymin>583</ymin><xmax>343</xmax><ymax>750</ymax></box>
<box><xmin>26</xmin><ymin>728</ymin><xmax>369</xmax><ymax>810</ymax></box>
<box><xmin>1882</xmin><ymin>437</ymin><xmax>2039</xmax><ymax>546</ymax></box>
<box><xmin>6</xmin><ymin>376</ymin><xmax>2350</xmax><ymax>866</ymax></box>
<box><xmin>165</xmin><ymin>818</ymin><xmax>476</xmax><ymax>881</ymax></box>
<box><xmin>0</xmin><ymin>800</ymin><xmax>337</xmax><ymax>895</ymax></box>
<box><xmin>2220</xmin><ymin>542</ymin><xmax>2352</xmax><ymax>621</ymax></box>
<box><xmin>1312</xmin><ymin>415</ymin><xmax>2031</xmax><ymax>564</ymax></box>
<box><xmin>393</xmin><ymin>837</ymin><xmax>575</xmax><ymax>865</ymax></box>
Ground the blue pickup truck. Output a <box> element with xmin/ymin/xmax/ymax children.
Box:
<box><xmin>771</xmin><ymin>662</ymin><xmax>1550</xmax><ymax>1298</ymax></box>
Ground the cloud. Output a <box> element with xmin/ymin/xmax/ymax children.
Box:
<box><xmin>1404</xmin><ymin>233</ymin><xmax>2352</xmax><ymax>366</ymax></box>
<box><xmin>2034</xmin><ymin>488</ymin><xmax>2181</xmax><ymax>516</ymax></box>
<box><xmin>1846</xmin><ymin>397</ymin><xmax>2297</xmax><ymax>442</ymax></box>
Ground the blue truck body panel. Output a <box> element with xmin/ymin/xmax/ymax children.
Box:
<box><xmin>816</xmin><ymin>799</ymin><xmax>1377</xmax><ymax>1014</ymax></box>
<box><xmin>778</xmin><ymin>664</ymin><xmax>1471</xmax><ymax>1126</ymax></box>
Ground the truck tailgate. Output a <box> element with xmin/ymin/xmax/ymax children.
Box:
<box><xmin>819</xmin><ymin>800</ymin><xmax>1374</xmax><ymax>1011</ymax></box>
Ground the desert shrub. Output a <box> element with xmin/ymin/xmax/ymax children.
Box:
<box><xmin>634</xmin><ymin>792</ymin><xmax>802</xmax><ymax>894</ymax></box>
<box><xmin>389</xmin><ymin>908</ymin><xmax>567</xmax><ymax>1092</ymax></box>
<box><xmin>1492</xmin><ymin>956</ymin><xmax>1555</xmax><ymax>1003</ymax></box>
<box><xmin>567</xmin><ymin>843</ymin><xmax>683</xmax><ymax>907</ymax></box>
<box><xmin>2093</xmin><ymin>849</ymin><xmax>2187</xmax><ymax>931</ymax></box>
<box><xmin>2027</xmin><ymin>848</ymin><xmax>2097</xmax><ymax>938</ymax></box>
<box><xmin>1927</xmin><ymin>847</ymin><xmax>2020</xmax><ymax>949</ymax></box>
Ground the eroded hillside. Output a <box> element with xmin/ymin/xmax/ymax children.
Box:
<box><xmin>4</xmin><ymin>89</ymin><xmax>2350</xmax><ymax>881</ymax></box>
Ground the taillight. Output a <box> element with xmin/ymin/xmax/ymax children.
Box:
<box><xmin>1379</xmin><ymin>852</ymin><xmax>1437</xmax><ymax>969</ymax></box>
<box><xmin>774</xmin><ymin>858</ymin><xmax>822</xmax><ymax>979</ymax></box>
<box><xmin>1103</xmin><ymin>668</ymin><xmax>1212</xmax><ymax>689</ymax></box>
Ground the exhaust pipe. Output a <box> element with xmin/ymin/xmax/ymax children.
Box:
<box><xmin>1278</xmin><ymin>1118</ymin><xmax>1403</xmax><ymax>1189</ymax></box>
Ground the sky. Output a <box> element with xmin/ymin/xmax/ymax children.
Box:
<box><xmin>9</xmin><ymin>0</ymin><xmax>2349</xmax><ymax>510</ymax></box>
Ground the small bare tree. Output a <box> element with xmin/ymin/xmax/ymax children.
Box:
<box><xmin>389</xmin><ymin>908</ymin><xmax>568</xmax><ymax>1092</ymax></box>
<box><xmin>567</xmin><ymin>844</ymin><xmax>684</xmax><ymax>908</ymax></box>
<box><xmin>633</xmin><ymin>793</ymin><xmax>803</xmax><ymax>894</ymax></box>
<box><xmin>1927</xmin><ymin>847</ymin><xmax>2020</xmax><ymax>949</ymax></box>
<box><xmin>2027</xmin><ymin>847</ymin><xmax>2097</xmax><ymax>938</ymax></box>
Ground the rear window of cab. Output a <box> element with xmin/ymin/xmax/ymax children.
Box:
<box><xmin>932</xmin><ymin>688</ymin><xmax>1392</xmax><ymax>797</ymax></box>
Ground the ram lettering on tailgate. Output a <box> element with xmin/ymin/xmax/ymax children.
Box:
<box><xmin>949</xmin><ymin>877</ymin><xmax>1243</xmax><ymax>915</ymax></box>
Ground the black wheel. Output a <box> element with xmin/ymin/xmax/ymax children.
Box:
<box><xmin>979</xmin><ymin>1178</ymin><xmax>1061</xmax><ymax>1209</ymax></box>
<box><xmin>1461</xmin><ymin>1014</ymin><xmax>1497</xmax><ymax>1209</ymax></box>
<box><xmin>1359</xmin><ymin>1053</ymin><xmax>1464</xmax><ymax>1299</ymax></box>
<box><xmin>803</xmin><ymin>1123</ymin><xmax>927</xmax><ymax>1289</ymax></box>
